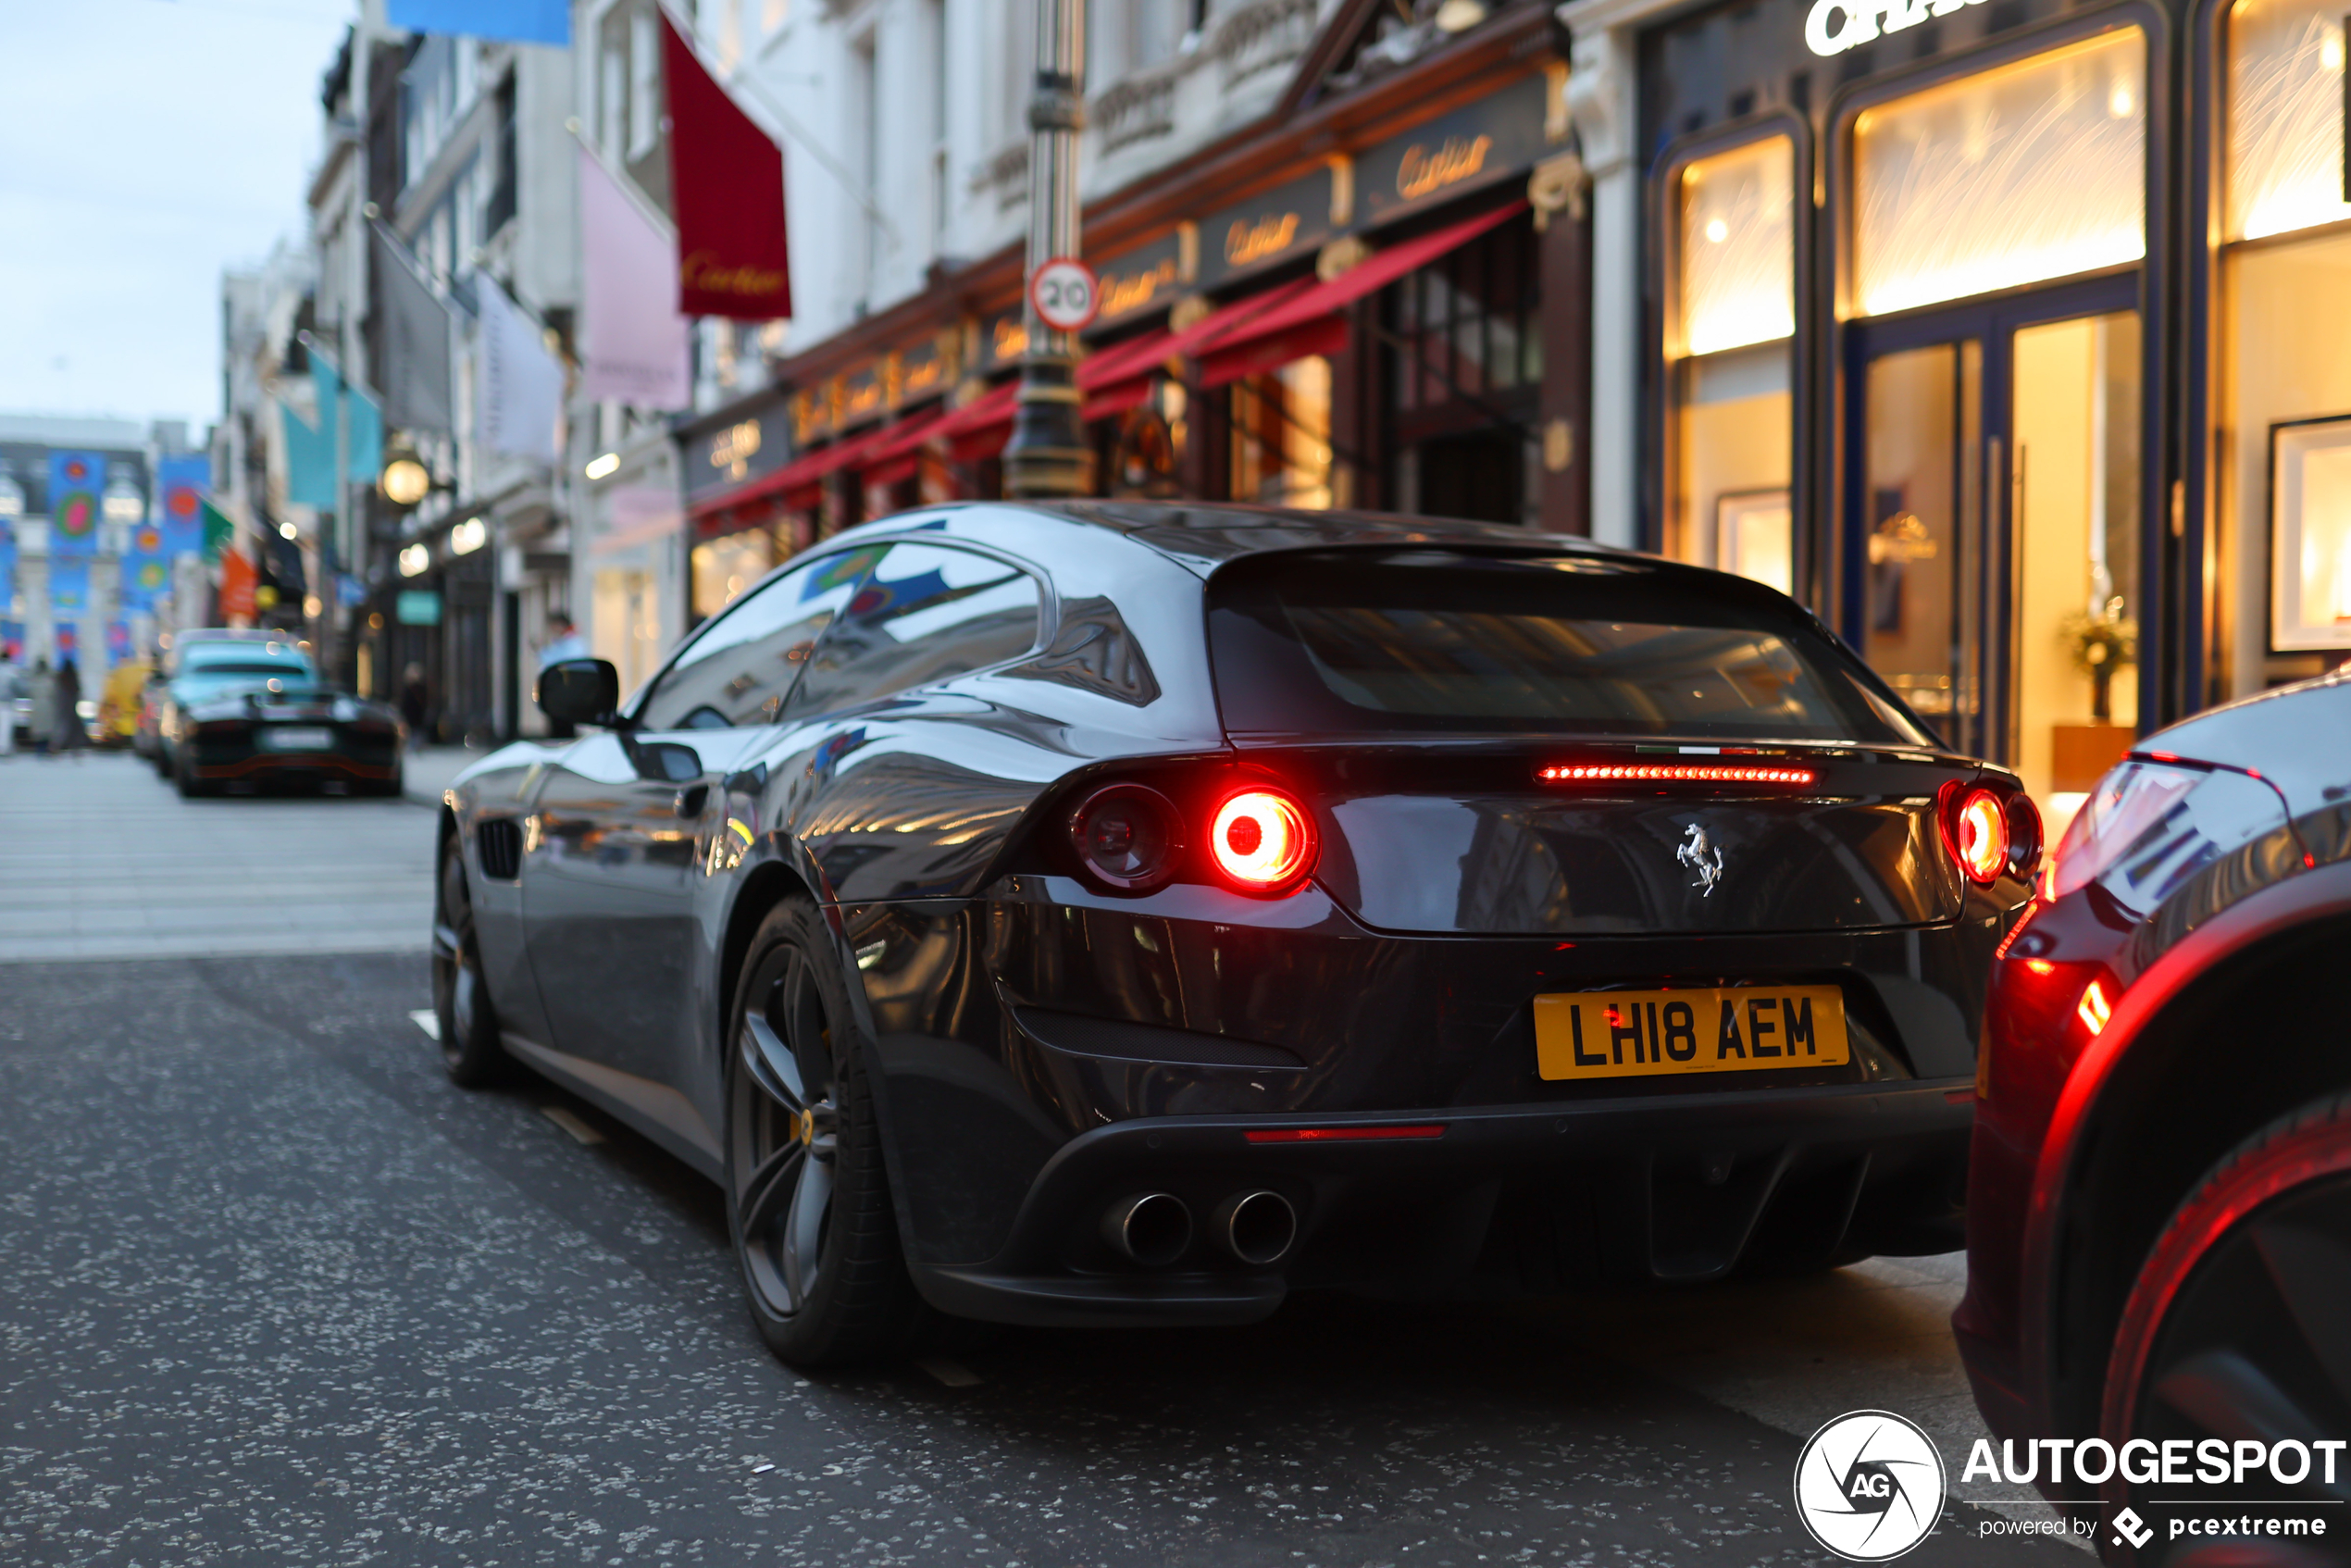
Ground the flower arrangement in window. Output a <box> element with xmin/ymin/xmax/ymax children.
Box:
<box><xmin>2062</xmin><ymin>601</ymin><xmax>2138</xmax><ymax>723</ymax></box>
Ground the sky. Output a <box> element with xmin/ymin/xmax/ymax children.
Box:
<box><xmin>0</xmin><ymin>0</ymin><xmax>353</xmax><ymax>430</ymax></box>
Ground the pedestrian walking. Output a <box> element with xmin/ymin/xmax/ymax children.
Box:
<box><xmin>536</xmin><ymin>611</ymin><xmax>588</xmax><ymax>739</ymax></box>
<box><xmin>52</xmin><ymin>659</ymin><xmax>88</xmax><ymax>754</ymax></box>
<box><xmin>399</xmin><ymin>663</ymin><xmax>429</xmax><ymax>753</ymax></box>
<box><xmin>0</xmin><ymin>648</ymin><xmax>18</xmax><ymax>756</ymax></box>
<box><xmin>25</xmin><ymin>657</ymin><xmax>55</xmax><ymax>755</ymax></box>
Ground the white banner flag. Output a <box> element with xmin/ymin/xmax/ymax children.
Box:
<box><xmin>578</xmin><ymin>146</ymin><xmax>690</xmax><ymax>411</ymax></box>
<box><xmin>476</xmin><ymin>275</ymin><xmax>566</xmax><ymax>462</ymax></box>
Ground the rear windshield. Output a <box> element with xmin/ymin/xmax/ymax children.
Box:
<box><xmin>1207</xmin><ymin>550</ymin><xmax>1934</xmax><ymax>743</ymax></box>
<box><xmin>177</xmin><ymin>665</ymin><xmax>305</xmax><ymax>697</ymax></box>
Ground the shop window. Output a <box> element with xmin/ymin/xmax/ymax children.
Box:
<box><xmin>2227</xmin><ymin>0</ymin><xmax>2350</xmax><ymax>240</ymax></box>
<box><xmin>691</xmin><ymin>527</ymin><xmax>777</xmax><ymax>623</ymax></box>
<box><xmin>2218</xmin><ymin>230</ymin><xmax>2351</xmax><ymax>672</ymax></box>
<box><xmin>1852</xmin><ymin>31</ymin><xmax>2146</xmax><ymax>317</ymax></box>
<box><xmin>1667</xmin><ymin>135</ymin><xmax>1796</xmax><ymax>590</ymax></box>
<box><xmin>1229</xmin><ymin>356</ymin><xmax>1335</xmax><ymax>509</ymax></box>
<box><xmin>1384</xmin><ymin>215</ymin><xmax>1542</xmax><ymax>524</ymax></box>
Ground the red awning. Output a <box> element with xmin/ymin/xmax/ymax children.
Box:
<box><xmin>1076</xmin><ymin>326</ymin><xmax>1175</xmax><ymax>390</ymax></box>
<box><xmin>1080</xmin><ymin>378</ymin><xmax>1155</xmax><ymax>425</ymax></box>
<box><xmin>688</xmin><ymin>425</ymin><xmax>889</xmax><ymax>520</ymax></box>
<box><xmin>1196</xmin><ymin>202</ymin><xmax>1527</xmax><ymax>385</ymax></box>
<box><xmin>927</xmin><ymin>382</ymin><xmax>1020</xmax><ymax>464</ymax></box>
<box><xmin>854</xmin><ymin>405</ymin><xmax>953</xmax><ymax>487</ymax></box>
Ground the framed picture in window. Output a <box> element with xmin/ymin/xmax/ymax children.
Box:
<box><xmin>2270</xmin><ymin>415</ymin><xmax>2351</xmax><ymax>651</ymax></box>
<box><xmin>1715</xmin><ymin>488</ymin><xmax>1794</xmax><ymax>596</ymax></box>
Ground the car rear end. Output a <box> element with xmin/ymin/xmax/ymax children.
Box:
<box><xmin>181</xmin><ymin>686</ymin><xmax>403</xmax><ymax>790</ymax></box>
<box><xmin>889</xmin><ymin>542</ymin><xmax>2039</xmax><ymax>1326</ymax></box>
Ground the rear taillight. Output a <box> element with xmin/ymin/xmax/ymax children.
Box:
<box><xmin>1954</xmin><ymin>789</ymin><xmax>2007</xmax><ymax>884</ymax></box>
<box><xmin>1209</xmin><ymin>788</ymin><xmax>1317</xmax><ymax>895</ymax></box>
<box><xmin>1537</xmin><ymin>763</ymin><xmax>1815</xmax><ymax>786</ymax></box>
<box><xmin>1069</xmin><ymin>784</ymin><xmax>1182</xmax><ymax>893</ymax></box>
<box><xmin>1939</xmin><ymin>778</ymin><xmax>2041</xmax><ymax>887</ymax></box>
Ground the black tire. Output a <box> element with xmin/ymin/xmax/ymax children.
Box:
<box><xmin>2101</xmin><ymin>1092</ymin><xmax>2351</xmax><ymax>1565</ymax></box>
<box><xmin>173</xmin><ymin>747</ymin><xmax>210</xmax><ymax>798</ymax></box>
<box><xmin>725</xmin><ymin>897</ymin><xmax>928</xmax><ymax>1368</ymax></box>
<box><xmin>431</xmin><ymin>835</ymin><xmax>508</xmax><ymax>1087</ymax></box>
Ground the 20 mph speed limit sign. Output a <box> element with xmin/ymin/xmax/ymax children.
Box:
<box><xmin>1028</xmin><ymin>258</ymin><xmax>1101</xmax><ymax>332</ymax></box>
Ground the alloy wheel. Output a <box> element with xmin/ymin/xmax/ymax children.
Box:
<box><xmin>730</xmin><ymin>952</ymin><xmax>842</xmax><ymax>1320</ymax></box>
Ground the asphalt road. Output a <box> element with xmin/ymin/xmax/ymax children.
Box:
<box><xmin>0</xmin><ymin>754</ymin><xmax>2084</xmax><ymax>1566</ymax></box>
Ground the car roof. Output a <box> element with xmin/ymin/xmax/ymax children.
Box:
<box><xmin>822</xmin><ymin>500</ymin><xmax>1648</xmax><ymax>579</ymax></box>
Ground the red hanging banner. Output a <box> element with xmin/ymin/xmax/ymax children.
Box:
<box><xmin>218</xmin><ymin>546</ymin><xmax>258</xmax><ymax>622</ymax></box>
<box><xmin>661</xmin><ymin>15</ymin><xmax>793</xmax><ymax>321</ymax></box>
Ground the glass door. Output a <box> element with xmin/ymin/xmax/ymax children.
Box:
<box><xmin>1846</xmin><ymin>277</ymin><xmax>2142</xmax><ymax>826</ymax></box>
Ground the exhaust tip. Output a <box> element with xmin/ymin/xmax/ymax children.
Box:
<box><xmin>1215</xmin><ymin>1189</ymin><xmax>1297</xmax><ymax>1267</ymax></box>
<box><xmin>1102</xmin><ymin>1192</ymin><xmax>1191</xmax><ymax>1267</ymax></box>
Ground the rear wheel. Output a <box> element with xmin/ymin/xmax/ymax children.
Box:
<box><xmin>725</xmin><ymin>898</ymin><xmax>927</xmax><ymax>1368</ymax></box>
<box><xmin>2103</xmin><ymin>1093</ymin><xmax>2351</xmax><ymax>1564</ymax></box>
<box><xmin>173</xmin><ymin>747</ymin><xmax>211</xmax><ymax>798</ymax></box>
<box><xmin>431</xmin><ymin>837</ymin><xmax>507</xmax><ymax>1086</ymax></box>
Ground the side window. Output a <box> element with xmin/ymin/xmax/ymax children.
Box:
<box><xmin>635</xmin><ymin>547</ymin><xmax>886</xmax><ymax>730</ymax></box>
<box><xmin>788</xmin><ymin>543</ymin><xmax>1043</xmax><ymax>716</ymax></box>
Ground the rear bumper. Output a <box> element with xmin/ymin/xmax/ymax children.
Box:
<box><xmin>909</xmin><ymin>1080</ymin><xmax>1974</xmax><ymax>1327</ymax></box>
<box><xmin>191</xmin><ymin>751</ymin><xmax>398</xmax><ymax>782</ymax></box>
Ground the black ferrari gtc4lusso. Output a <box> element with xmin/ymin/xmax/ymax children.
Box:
<box><xmin>433</xmin><ymin>502</ymin><xmax>2037</xmax><ymax>1366</ymax></box>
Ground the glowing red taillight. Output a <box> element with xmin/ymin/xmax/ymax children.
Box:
<box><xmin>1243</xmin><ymin>1125</ymin><xmax>1446</xmax><ymax>1143</ymax></box>
<box><xmin>1209</xmin><ymin>788</ymin><xmax>1317</xmax><ymax>894</ymax></box>
<box><xmin>1536</xmin><ymin>763</ymin><xmax>1816</xmax><ymax>786</ymax></box>
<box><xmin>1950</xmin><ymin>786</ymin><xmax>2009</xmax><ymax>885</ymax></box>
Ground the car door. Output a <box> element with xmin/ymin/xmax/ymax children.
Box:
<box><xmin>524</xmin><ymin>546</ymin><xmax>887</xmax><ymax>1100</ymax></box>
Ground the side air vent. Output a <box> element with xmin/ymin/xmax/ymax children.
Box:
<box><xmin>476</xmin><ymin>818</ymin><xmax>523</xmax><ymax>880</ymax></box>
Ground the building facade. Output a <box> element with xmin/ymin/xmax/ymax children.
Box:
<box><xmin>660</xmin><ymin>0</ymin><xmax>1593</xmax><ymax>634</ymax></box>
<box><xmin>1563</xmin><ymin>0</ymin><xmax>2351</xmax><ymax>823</ymax></box>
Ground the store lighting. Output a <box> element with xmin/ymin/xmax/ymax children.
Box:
<box><xmin>398</xmin><ymin>543</ymin><xmax>430</xmax><ymax>578</ymax></box>
<box><xmin>280</xmin><ymin>521</ymin><xmax>300</xmax><ymax>541</ymax></box>
<box><xmin>451</xmin><ymin>516</ymin><xmax>488</xmax><ymax>554</ymax></box>
<box><xmin>584</xmin><ymin>451</ymin><xmax>621</xmax><ymax>480</ymax></box>
<box><xmin>303</xmin><ymin>595</ymin><xmax>324</xmax><ymax>618</ymax></box>
<box><xmin>380</xmin><ymin>453</ymin><xmax>432</xmax><ymax>506</ymax></box>
<box><xmin>1432</xmin><ymin>0</ymin><xmax>1487</xmax><ymax>31</ymax></box>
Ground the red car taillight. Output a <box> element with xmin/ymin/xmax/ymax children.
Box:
<box><xmin>1209</xmin><ymin>788</ymin><xmax>1317</xmax><ymax>895</ymax></box>
<box><xmin>1939</xmin><ymin>778</ymin><xmax>2041</xmax><ymax>887</ymax></box>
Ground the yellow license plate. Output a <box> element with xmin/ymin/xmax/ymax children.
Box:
<box><xmin>1533</xmin><ymin>986</ymin><xmax>1849</xmax><ymax>1081</ymax></box>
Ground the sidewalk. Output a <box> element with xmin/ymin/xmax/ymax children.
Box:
<box><xmin>401</xmin><ymin>745</ymin><xmax>490</xmax><ymax>808</ymax></box>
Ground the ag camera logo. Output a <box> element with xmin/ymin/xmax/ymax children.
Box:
<box><xmin>1794</xmin><ymin>1410</ymin><xmax>1947</xmax><ymax>1561</ymax></box>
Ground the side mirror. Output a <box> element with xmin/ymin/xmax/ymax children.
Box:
<box><xmin>536</xmin><ymin>658</ymin><xmax>621</xmax><ymax>728</ymax></box>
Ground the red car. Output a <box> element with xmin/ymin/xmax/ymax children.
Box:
<box><xmin>1956</xmin><ymin>667</ymin><xmax>2351</xmax><ymax>1559</ymax></box>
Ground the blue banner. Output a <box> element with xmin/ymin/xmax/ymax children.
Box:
<box><xmin>0</xmin><ymin>523</ymin><xmax>15</xmax><ymax>615</ymax></box>
<box><xmin>155</xmin><ymin>454</ymin><xmax>209</xmax><ymax>557</ymax></box>
<box><xmin>46</xmin><ymin>451</ymin><xmax>103</xmax><ymax>556</ymax></box>
<box><xmin>49</xmin><ymin>557</ymin><xmax>90</xmax><ymax>614</ymax></box>
<box><xmin>1</xmin><ymin>621</ymin><xmax>20</xmax><ymax>660</ymax></box>
<box><xmin>313</xmin><ymin>359</ymin><xmax>385</xmax><ymax>485</ymax></box>
<box><xmin>280</xmin><ymin>397</ymin><xmax>339</xmax><ymax>511</ymax></box>
<box><xmin>120</xmin><ymin>551</ymin><xmax>169</xmax><ymax>612</ymax></box>
<box><xmin>106</xmin><ymin>622</ymin><xmax>132</xmax><ymax>661</ymax></box>
<box><xmin>387</xmin><ymin>0</ymin><xmax>568</xmax><ymax>44</ymax></box>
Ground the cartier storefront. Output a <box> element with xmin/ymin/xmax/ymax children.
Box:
<box><xmin>1595</xmin><ymin>0</ymin><xmax>2351</xmax><ymax>824</ymax></box>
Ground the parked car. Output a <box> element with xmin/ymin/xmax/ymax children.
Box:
<box><xmin>147</xmin><ymin>631</ymin><xmax>317</xmax><ymax>778</ymax></box>
<box><xmin>433</xmin><ymin>502</ymin><xmax>2038</xmax><ymax>1368</ymax></box>
<box><xmin>1955</xmin><ymin>667</ymin><xmax>2351</xmax><ymax>1558</ymax></box>
<box><xmin>172</xmin><ymin>681</ymin><xmax>405</xmax><ymax>797</ymax></box>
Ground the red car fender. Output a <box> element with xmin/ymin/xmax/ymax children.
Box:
<box><xmin>2016</xmin><ymin>855</ymin><xmax>2351</xmax><ymax>1436</ymax></box>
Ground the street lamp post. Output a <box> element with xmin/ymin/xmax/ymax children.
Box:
<box><xmin>1002</xmin><ymin>0</ymin><xmax>1092</xmax><ymax>498</ymax></box>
